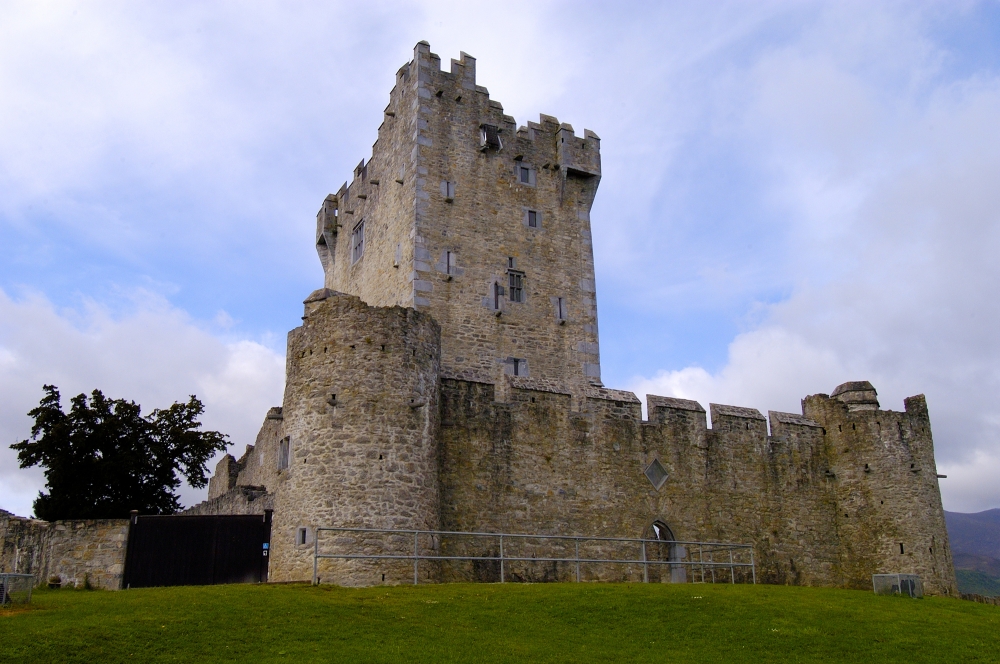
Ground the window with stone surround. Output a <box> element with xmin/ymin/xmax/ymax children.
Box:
<box><xmin>441</xmin><ymin>180</ymin><xmax>455</xmax><ymax>202</ymax></box>
<box><xmin>525</xmin><ymin>209</ymin><xmax>540</xmax><ymax>228</ymax></box>
<box><xmin>644</xmin><ymin>458</ymin><xmax>668</xmax><ymax>490</ymax></box>
<box><xmin>517</xmin><ymin>164</ymin><xmax>536</xmax><ymax>186</ymax></box>
<box><xmin>278</xmin><ymin>437</ymin><xmax>290</xmax><ymax>470</ymax></box>
<box><xmin>556</xmin><ymin>297</ymin><xmax>566</xmax><ymax>321</ymax></box>
<box><xmin>351</xmin><ymin>220</ymin><xmax>365</xmax><ymax>264</ymax></box>
<box><xmin>505</xmin><ymin>357</ymin><xmax>526</xmax><ymax>377</ymax></box>
<box><xmin>507</xmin><ymin>270</ymin><xmax>524</xmax><ymax>303</ymax></box>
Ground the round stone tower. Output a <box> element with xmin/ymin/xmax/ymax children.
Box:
<box><xmin>268</xmin><ymin>289</ymin><xmax>441</xmax><ymax>584</ymax></box>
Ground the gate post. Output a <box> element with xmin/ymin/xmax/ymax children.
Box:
<box><xmin>313</xmin><ymin>530</ymin><xmax>319</xmax><ymax>586</ymax></box>
<box><xmin>413</xmin><ymin>531</ymin><xmax>419</xmax><ymax>585</ymax></box>
<box><xmin>499</xmin><ymin>535</ymin><xmax>505</xmax><ymax>583</ymax></box>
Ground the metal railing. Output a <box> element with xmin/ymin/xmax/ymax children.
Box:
<box><xmin>312</xmin><ymin>527</ymin><xmax>755</xmax><ymax>586</ymax></box>
<box><xmin>0</xmin><ymin>573</ymin><xmax>34</xmax><ymax>605</ymax></box>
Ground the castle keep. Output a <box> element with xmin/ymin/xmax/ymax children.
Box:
<box><xmin>191</xmin><ymin>42</ymin><xmax>957</xmax><ymax>594</ymax></box>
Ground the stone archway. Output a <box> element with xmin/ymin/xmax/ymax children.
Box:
<box><xmin>645</xmin><ymin>520</ymin><xmax>687</xmax><ymax>583</ymax></box>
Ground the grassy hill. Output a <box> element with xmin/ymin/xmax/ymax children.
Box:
<box><xmin>2</xmin><ymin>583</ymin><xmax>999</xmax><ymax>663</ymax></box>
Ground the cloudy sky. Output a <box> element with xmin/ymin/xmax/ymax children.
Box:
<box><xmin>2</xmin><ymin>1</ymin><xmax>999</xmax><ymax>517</ymax></box>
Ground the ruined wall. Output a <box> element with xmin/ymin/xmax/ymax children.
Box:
<box><xmin>0</xmin><ymin>512</ymin><xmax>128</xmax><ymax>589</ymax></box>
<box><xmin>269</xmin><ymin>290</ymin><xmax>442</xmax><ymax>584</ymax></box>
<box><xmin>182</xmin><ymin>486</ymin><xmax>274</xmax><ymax>516</ymax></box>
<box><xmin>206</xmin><ymin>407</ymin><xmax>285</xmax><ymax>503</ymax></box>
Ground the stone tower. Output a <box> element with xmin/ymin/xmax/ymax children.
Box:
<box><xmin>267</xmin><ymin>292</ymin><xmax>442</xmax><ymax>583</ymax></box>
<box><xmin>315</xmin><ymin>41</ymin><xmax>603</xmax><ymax>400</ymax></box>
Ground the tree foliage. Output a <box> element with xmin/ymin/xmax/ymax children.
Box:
<box><xmin>11</xmin><ymin>385</ymin><xmax>229</xmax><ymax>520</ymax></box>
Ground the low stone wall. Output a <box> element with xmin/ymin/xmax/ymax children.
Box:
<box><xmin>962</xmin><ymin>593</ymin><xmax>1000</xmax><ymax>606</ymax></box>
<box><xmin>0</xmin><ymin>512</ymin><xmax>129</xmax><ymax>590</ymax></box>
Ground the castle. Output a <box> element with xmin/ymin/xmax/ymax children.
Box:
<box><xmin>189</xmin><ymin>42</ymin><xmax>957</xmax><ymax>594</ymax></box>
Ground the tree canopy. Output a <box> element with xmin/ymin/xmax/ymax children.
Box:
<box><xmin>11</xmin><ymin>385</ymin><xmax>229</xmax><ymax>520</ymax></box>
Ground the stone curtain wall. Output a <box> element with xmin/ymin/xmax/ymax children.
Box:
<box><xmin>269</xmin><ymin>291</ymin><xmax>442</xmax><ymax>584</ymax></box>
<box><xmin>437</xmin><ymin>379</ymin><xmax>958</xmax><ymax>595</ymax></box>
<box><xmin>0</xmin><ymin>512</ymin><xmax>128</xmax><ymax>589</ymax></box>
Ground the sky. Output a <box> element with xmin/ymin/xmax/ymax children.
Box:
<box><xmin>2</xmin><ymin>1</ymin><xmax>1000</xmax><ymax>517</ymax></box>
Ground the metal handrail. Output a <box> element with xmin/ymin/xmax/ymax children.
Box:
<box><xmin>311</xmin><ymin>527</ymin><xmax>755</xmax><ymax>586</ymax></box>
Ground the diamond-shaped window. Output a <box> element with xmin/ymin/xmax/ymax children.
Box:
<box><xmin>644</xmin><ymin>458</ymin><xmax>669</xmax><ymax>490</ymax></box>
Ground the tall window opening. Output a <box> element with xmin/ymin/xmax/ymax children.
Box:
<box><xmin>557</xmin><ymin>297</ymin><xmax>566</xmax><ymax>320</ymax></box>
<box><xmin>493</xmin><ymin>282</ymin><xmax>502</xmax><ymax>310</ymax></box>
<box><xmin>278</xmin><ymin>437</ymin><xmax>290</xmax><ymax>470</ymax></box>
<box><xmin>446</xmin><ymin>251</ymin><xmax>453</xmax><ymax>275</ymax></box>
<box><xmin>351</xmin><ymin>220</ymin><xmax>365</xmax><ymax>263</ymax></box>
<box><xmin>527</xmin><ymin>209</ymin><xmax>538</xmax><ymax>228</ymax></box>
<box><xmin>508</xmin><ymin>270</ymin><xmax>524</xmax><ymax>303</ymax></box>
<box><xmin>442</xmin><ymin>180</ymin><xmax>455</xmax><ymax>201</ymax></box>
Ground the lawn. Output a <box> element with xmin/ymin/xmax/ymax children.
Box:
<box><xmin>2</xmin><ymin>582</ymin><xmax>998</xmax><ymax>663</ymax></box>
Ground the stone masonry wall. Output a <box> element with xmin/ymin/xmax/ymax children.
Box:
<box><xmin>803</xmin><ymin>392</ymin><xmax>957</xmax><ymax>595</ymax></box>
<box><xmin>206</xmin><ymin>407</ymin><xmax>285</xmax><ymax>502</ymax></box>
<box><xmin>0</xmin><ymin>512</ymin><xmax>129</xmax><ymax>589</ymax></box>
<box><xmin>269</xmin><ymin>290</ymin><xmax>442</xmax><ymax>584</ymax></box>
<box><xmin>320</xmin><ymin>42</ymin><xmax>603</xmax><ymax>398</ymax></box>
<box><xmin>437</xmin><ymin>378</ymin><xmax>957</xmax><ymax>594</ymax></box>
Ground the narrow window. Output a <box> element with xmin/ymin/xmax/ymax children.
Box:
<box><xmin>297</xmin><ymin>527</ymin><xmax>308</xmax><ymax>545</ymax></box>
<box><xmin>557</xmin><ymin>297</ymin><xmax>566</xmax><ymax>320</ymax></box>
<box><xmin>900</xmin><ymin>543</ymin><xmax>904</xmax><ymax>554</ymax></box>
<box><xmin>519</xmin><ymin>166</ymin><xmax>531</xmax><ymax>183</ymax></box>
<box><xmin>508</xmin><ymin>256</ymin><xmax>516</xmax><ymax>269</ymax></box>
<box><xmin>527</xmin><ymin>210</ymin><xmax>538</xmax><ymax>228</ymax></box>
<box><xmin>446</xmin><ymin>251</ymin><xmax>453</xmax><ymax>275</ymax></box>
<box><xmin>512</xmin><ymin>358</ymin><xmax>521</xmax><ymax>376</ymax></box>
<box><xmin>508</xmin><ymin>270</ymin><xmax>524</xmax><ymax>303</ymax></box>
<box><xmin>493</xmin><ymin>282</ymin><xmax>502</xmax><ymax>310</ymax></box>
<box><xmin>351</xmin><ymin>220</ymin><xmax>365</xmax><ymax>263</ymax></box>
<box><xmin>278</xmin><ymin>437</ymin><xmax>290</xmax><ymax>470</ymax></box>
<box><xmin>441</xmin><ymin>181</ymin><xmax>455</xmax><ymax>201</ymax></box>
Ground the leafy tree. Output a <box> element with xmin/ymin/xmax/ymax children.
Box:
<box><xmin>11</xmin><ymin>385</ymin><xmax>229</xmax><ymax>520</ymax></box>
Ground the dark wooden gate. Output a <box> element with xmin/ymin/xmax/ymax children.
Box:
<box><xmin>122</xmin><ymin>511</ymin><xmax>272</xmax><ymax>589</ymax></box>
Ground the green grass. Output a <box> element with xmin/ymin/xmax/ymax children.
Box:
<box><xmin>957</xmin><ymin>569</ymin><xmax>1000</xmax><ymax>597</ymax></box>
<box><xmin>2</xmin><ymin>582</ymin><xmax>999</xmax><ymax>663</ymax></box>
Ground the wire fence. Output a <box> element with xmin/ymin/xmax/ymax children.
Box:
<box><xmin>0</xmin><ymin>574</ymin><xmax>34</xmax><ymax>606</ymax></box>
<box><xmin>312</xmin><ymin>527</ymin><xmax>755</xmax><ymax>586</ymax></box>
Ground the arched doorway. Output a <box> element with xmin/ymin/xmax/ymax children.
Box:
<box><xmin>645</xmin><ymin>521</ymin><xmax>686</xmax><ymax>583</ymax></box>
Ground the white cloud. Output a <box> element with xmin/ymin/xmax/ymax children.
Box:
<box><xmin>0</xmin><ymin>288</ymin><xmax>285</xmax><ymax>517</ymax></box>
<box><xmin>627</xmin><ymin>5</ymin><xmax>1000</xmax><ymax>513</ymax></box>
